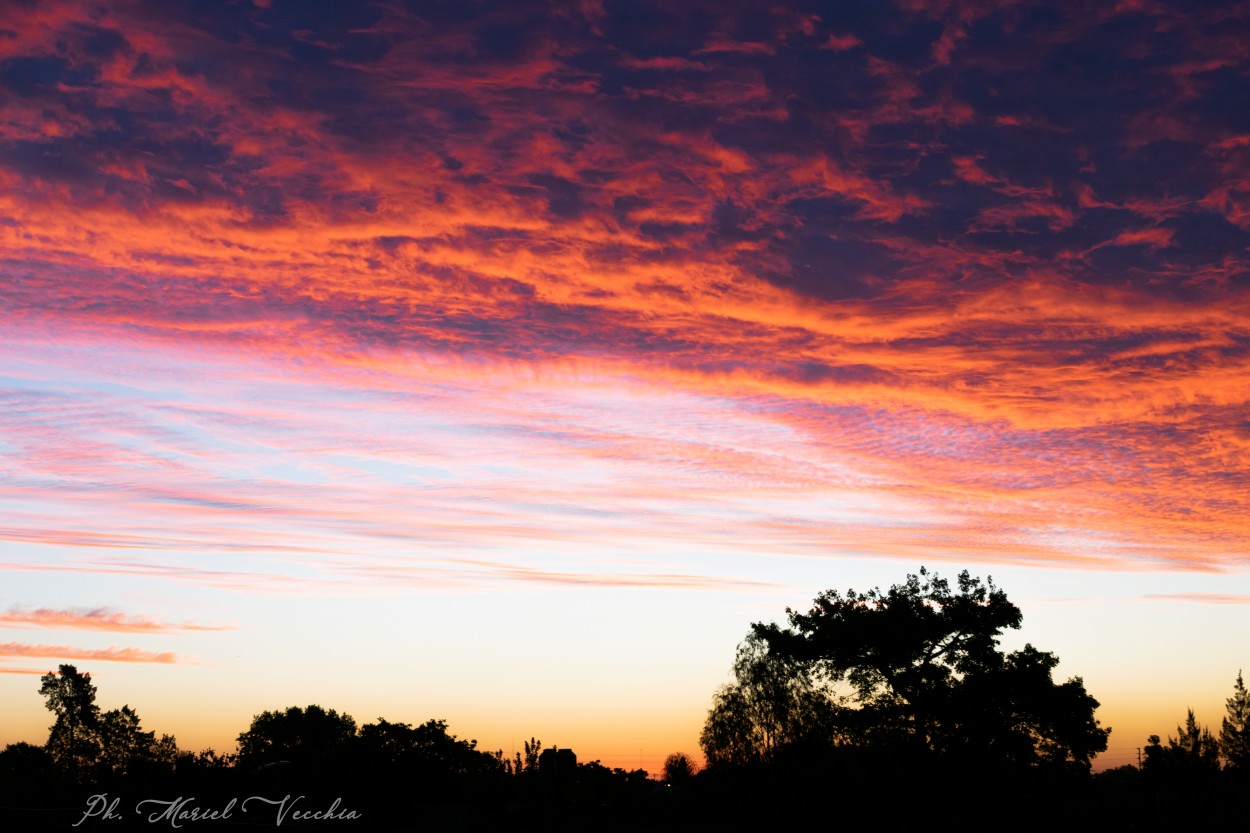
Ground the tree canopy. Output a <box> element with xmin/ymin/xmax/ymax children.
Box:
<box><xmin>236</xmin><ymin>704</ymin><xmax>357</xmax><ymax>770</ymax></box>
<box><xmin>1143</xmin><ymin>709</ymin><xmax>1221</xmax><ymax>776</ymax></box>
<box><xmin>662</xmin><ymin>752</ymin><xmax>698</xmax><ymax>785</ymax></box>
<box><xmin>751</xmin><ymin>567</ymin><xmax>1110</xmax><ymax>770</ymax></box>
<box><xmin>357</xmin><ymin>718</ymin><xmax>502</xmax><ymax>779</ymax></box>
<box><xmin>39</xmin><ymin>664</ymin><xmax>101</xmax><ymax>777</ymax></box>
<box><xmin>699</xmin><ymin>631</ymin><xmax>840</xmax><ymax>768</ymax></box>
<box><xmin>38</xmin><ymin>663</ymin><xmax>172</xmax><ymax>779</ymax></box>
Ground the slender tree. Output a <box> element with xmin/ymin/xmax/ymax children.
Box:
<box><xmin>1144</xmin><ymin>709</ymin><xmax>1220</xmax><ymax>776</ymax></box>
<box><xmin>513</xmin><ymin>737</ymin><xmax>542</xmax><ymax>776</ymax></box>
<box><xmin>1220</xmin><ymin>670</ymin><xmax>1250</xmax><ymax>770</ymax></box>
<box><xmin>1172</xmin><ymin>709</ymin><xmax>1221</xmax><ymax>769</ymax></box>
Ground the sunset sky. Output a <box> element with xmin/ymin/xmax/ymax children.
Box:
<box><xmin>2</xmin><ymin>0</ymin><xmax>1249</xmax><ymax>773</ymax></box>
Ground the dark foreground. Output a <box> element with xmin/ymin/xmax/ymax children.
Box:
<box><xmin>4</xmin><ymin>756</ymin><xmax>1246</xmax><ymax>833</ymax></box>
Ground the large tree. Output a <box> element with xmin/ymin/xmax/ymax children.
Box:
<box><xmin>97</xmin><ymin>705</ymin><xmax>157</xmax><ymax>777</ymax></box>
<box><xmin>236</xmin><ymin>704</ymin><xmax>357</xmax><ymax>770</ymax></box>
<box><xmin>38</xmin><ymin>665</ymin><xmax>171</xmax><ymax>780</ymax></box>
<box><xmin>39</xmin><ymin>664</ymin><xmax>102</xmax><ymax>777</ymax></box>
<box><xmin>753</xmin><ymin>567</ymin><xmax>1110</xmax><ymax>770</ymax></box>
<box><xmin>700</xmin><ymin>631</ymin><xmax>840</xmax><ymax>767</ymax></box>
<box><xmin>355</xmin><ymin>718</ymin><xmax>505</xmax><ymax>800</ymax></box>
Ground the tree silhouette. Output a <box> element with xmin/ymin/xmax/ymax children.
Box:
<box><xmin>1143</xmin><ymin>709</ymin><xmax>1220</xmax><ymax>776</ymax></box>
<box><xmin>37</xmin><ymin>665</ymin><xmax>175</xmax><ymax>782</ymax></box>
<box><xmin>1220</xmin><ymin>670</ymin><xmax>1250</xmax><ymax>771</ymax></box>
<box><xmin>662</xmin><ymin>751</ymin><xmax>698</xmax><ymax>785</ymax></box>
<box><xmin>511</xmin><ymin>736</ymin><xmax>542</xmax><ymax>776</ymax></box>
<box><xmin>0</xmin><ymin>742</ymin><xmax>63</xmax><ymax>807</ymax></box>
<box><xmin>236</xmin><ymin>704</ymin><xmax>357</xmax><ymax>770</ymax></box>
<box><xmin>355</xmin><ymin>718</ymin><xmax>505</xmax><ymax>805</ymax></box>
<box><xmin>98</xmin><ymin>705</ymin><xmax>162</xmax><ymax>777</ymax></box>
<box><xmin>358</xmin><ymin>718</ymin><xmax>502</xmax><ymax>778</ymax></box>
<box><xmin>150</xmin><ymin>733</ymin><xmax>179</xmax><ymax>770</ymax></box>
<box><xmin>1171</xmin><ymin>709</ymin><xmax>1221</xmax><ymax>770</ymax></box>
<box><xmin>700</xmin><ymin>631</ymin><xmax>840</xmax><ymax>767</ymax></box>
<box><xmin>39</xmin><ymin>664</ymin><xmax>102</xmax><ymax>778</ymax></box>
<box><xmin>753</xmin><ymin>567</ymin><xmax>1110</xmax><ymax>770</ymax></box>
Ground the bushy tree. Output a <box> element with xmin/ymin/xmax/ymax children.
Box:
<box><xmin>357</xmin><ymin>718</ymin><xmax>502</xmax><ymax>779</ymax></box>
<box><xmin>700</xmin><ymin>631</ymin><xmax>840</xmax><ymax>767</ymax></box>
<box><xmin>754</xmin><ymin>567</ymin><xmax>1109</xmax><ymax>770</ymax></box>
<box><xmin>662</xmin><ymin>751</ymin><xmax>698</xmax><ymax>785</ymax></box>
<box><xmin>236</xmin><ymin>704</ymin><xmax>357</xmax><ymax>770</ymax></box>
<box><xmin>98</xmin><ymin>705</ymin><xmax>157</xmax><ymax>776</ymax></box>
<box><xmin>356</xmin><ymin>717</ymin><xmax>505</xmax><ymax>803</ymax></box>
<box><xmin>150</xmin><ymin>734</ymin><xmax>180</xmax><ymax>770</ymax></box>
<box><xmin>1220</xmin><ymin>671</ymin><xmax>1250</xmax><ymax>770</ymax></box>
<box><xmin>0</xmin><ymin>742</ymin><xmax>62</xmax><ymax>804</ymax></box>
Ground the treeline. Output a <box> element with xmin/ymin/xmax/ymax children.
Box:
<box><xmin>1</xmin><ymin>666</ymin><xmax>659</xmax><ymax>830</ymax></box>
<box><xmin>3</xmin><ymin>569</ymin><xmax>1249</xmax><ymax>831</ymax></box>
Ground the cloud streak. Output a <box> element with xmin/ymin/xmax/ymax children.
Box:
<box><xmin>1143</xmin><ymin>593</ymin><xmax>1250</xmax><ymax>605</ymax></box>
<box><xmin>0</xmin><ymin>607</ymin><xmax>231</xmax><ymax>633</ymax></box>
<box><xmin>0</xmin><ymin>643</ymin><xmax>178</xmax><ymax>664</ymax></box>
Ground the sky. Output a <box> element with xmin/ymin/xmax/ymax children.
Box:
<box><xmin>1</xmin><ymin>0</ymin><xmax>1249</xmax><ymax>773</ymax></box>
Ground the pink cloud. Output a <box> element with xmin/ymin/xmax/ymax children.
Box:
<box><xmin>1144</xmin><ymin>593</ymin><xmax>1250</xmax><ymax>605</ymax></box>
<box><xmin>0</xmin><ymin>643</ymin><xmax>179</xmax><ymax>664</ymax></box>
<box><xmin>0</xmin><ymin>607</ymin><xmax>231</xmax><ymax>633</ymax></box>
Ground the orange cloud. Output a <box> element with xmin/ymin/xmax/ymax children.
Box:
<box><xmin>0</xmin><ymin>0</ymin><xmax>1247</xmax><ymax>581</ymax></box>
<box><xmin>0</xmin><ymin>643</ymin><xmax>178</xmax><ymax>664</ymax></box>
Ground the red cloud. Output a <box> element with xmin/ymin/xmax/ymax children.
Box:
<box><xmin>1107</xmin><ymin>227</ymin><xmax>1175</xmax><ymax>249</ymax></box>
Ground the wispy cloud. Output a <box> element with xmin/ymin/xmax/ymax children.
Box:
<box><xmin>0</xmin><ymin>643</ymin><xmax>179</xmax><ymax>664</ymax></box>
<box><xmin>0</xmin><ymin>607</ymin><xmax>231</xmax><ymax>633</ymax></box>
<box><xmin>1143</xmin><ymin>593</ymin><xmax>1250</xmax><ymax>605</ymax></box>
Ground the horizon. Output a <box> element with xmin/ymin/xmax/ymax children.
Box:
<box><xmin>2</xmin><ymin>0</ymin><xmax>1249</xmax><ymax>777</ymax></box>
